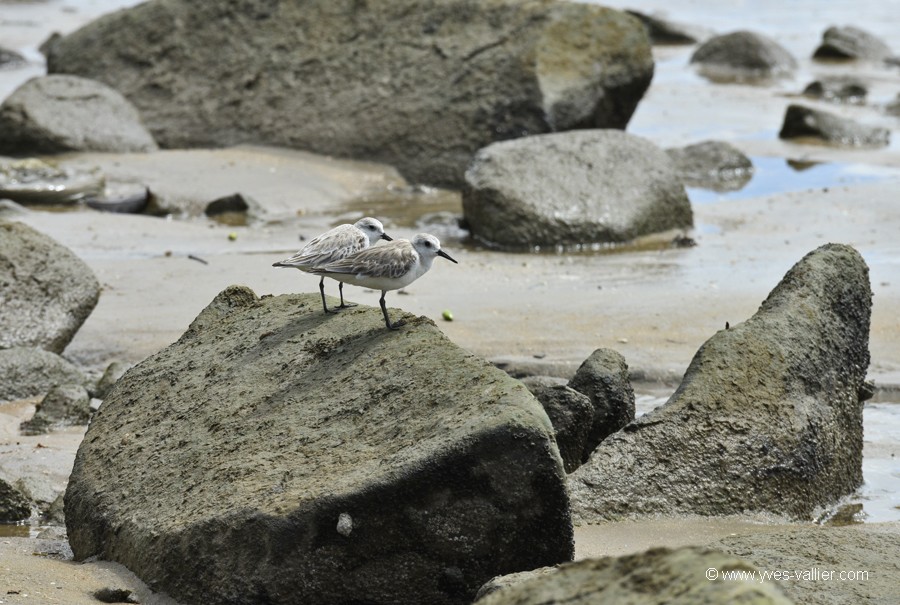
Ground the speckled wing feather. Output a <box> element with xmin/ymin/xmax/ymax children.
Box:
<box><xmin>312</xmin><ymin>240</ymin><xmax>417</xmax><ymax>279</ymax></box>
<box><xmin>277</xmin><ymin>224</ymin><xmax>368</xmax><ymax>268</ymax></box>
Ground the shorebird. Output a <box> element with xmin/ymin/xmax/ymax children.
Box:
<box><xmin>272</xmin><ymin>217</ymin><xmax>391</xmax><ymax>313</ymax></box>
<box><xmin>310</xmin><ymin>233</ymin><xmax>458</xmax><ymax>330</ymax></box>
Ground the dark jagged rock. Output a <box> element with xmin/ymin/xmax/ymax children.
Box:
<box><xmin>521</xmin><ymin>377</ymin><xmax>593</xmax><ymax>473</ymax></box>
<box><xmin>0</xmin><ymin>478</ymin><xmax>32</xmax><ymax>523</ymax></box>
<box><xmin>0</xmin><ymin>75</ymin><xmax>157</xmax><ymax>154</ymax></box>
<box><xmin>462</xmin><ymin>130</ymin><xmax>692</xmax><ymax>249</ymax></box>
<box><xmin>779</xmin><ymin>104</ymin><xmax>890</xmax><ymax>147</ymax></box>
<box><xmin>46</xmin><ymin>0</ymin><xmax>653</xmax><ymax>187</ymax></box>
<box><xmin>690</xmin><ymin>30</ymin><xmax>797</xmax><ymax>82</ymax></box>
<box><xmin>474</xmin><ymin>547</ymin><xmax>794</xmax><ymax>604</ymax></box>
<box><xmin>567</xmin><ymin>349</ymin><xmax>635</xmax><ymax>460</ymax></box>
<box><xmin>568</xmin><ymin>244</ymin><xmax>872</xmax><ymax>521</ymax></box>
<box><xmin>65</xmin><ymin>287</ymin><xmax>573</xmax><ymax>605</ymax></box>
<box><xmin>0</xmin><ymin>221</ymin><xmax>100</xmax><ymax>353</ymax></box>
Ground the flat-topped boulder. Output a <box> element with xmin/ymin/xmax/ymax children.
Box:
<box><xmin>569</xmin><ymin>244</ymin><xmax>871</xmax><ymax>521</ymax></box>
<box><xmin>65</xmin><ymin>287</ymin><xmax>573</xmax><ymax>605</ymax></box>
<box><xmin>46</xmin><ymin>0</ymin><xmax>653</xmax><ymax>187</ymax></box>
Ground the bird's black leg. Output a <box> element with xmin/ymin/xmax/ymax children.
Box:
<box><xmin>320</xmin><ymin>277</ymin><xmax>336</xmax><ymax>314</ymax></box>
<box><xmin>338</xmin><ymin>282</ymin><xmax>357</xmax><ymax>309</ymax></box>
<box><xmin>380</xmin><ymin>291</ymin><xmax>404</xmax><ymax>330</ymax></box>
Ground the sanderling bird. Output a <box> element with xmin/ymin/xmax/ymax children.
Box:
<box><xmin>272</xmin><ymin>217</ymin><xmax>392</xmax><ymax>313</ymax></box>
<box><xmin>310</xmin><ymin>233</ymin><xmax>458</xmax><ymax>330</ymax></box>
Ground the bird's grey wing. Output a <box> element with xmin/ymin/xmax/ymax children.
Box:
<box><xmin>280</xmin><ymin>227</ymin><xmax>367</xmax><ymax>266</ymax></box>
<box><xmin>313</xmin><ymin>244</ymin><xmax>416</xmax><ymax>279</ymax></box>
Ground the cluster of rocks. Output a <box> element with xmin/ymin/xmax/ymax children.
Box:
<box><xmin>687</xmin><ymin>26</ymin><xmax>893</xmax><ymax>149</ymax></box>
<box><xmin>3</xmin><ymin>3</ymin><xmax>892</xmax><ymax>252</ymax></box>
<box><xmin>58</xmin><ymin>242</ymin><xmax>873</xmax><ymax>604</ymax></box>
<box><xmin>40</xmin><ymin>0</ymin><xmax>653</xmax><ymax>189</ymax></box>
<box><xmin>0</xmin><ymin>221</ymin><xmax>130</xmax><ymax>521</ymax></box>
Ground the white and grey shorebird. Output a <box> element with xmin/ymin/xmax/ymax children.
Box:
<box><xmin>272</xmin><ymin>217</ymin><xmax>392</xmax><ymax>314</ymax></box>
<box><xmin>310</xmin><ymin>233</ymin><xmax>458</xmax><ymax>330</ymax></box>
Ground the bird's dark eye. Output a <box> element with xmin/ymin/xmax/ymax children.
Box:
<box><xmin>424</xmin><ymin>240</ymin><xmax>432</xmax><ymax>247</ymax></box>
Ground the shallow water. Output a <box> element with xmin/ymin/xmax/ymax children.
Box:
<box><xmin>688</xmin><ymin>156</ymin><xmax>900</xmax><ymax>204</ymax></box>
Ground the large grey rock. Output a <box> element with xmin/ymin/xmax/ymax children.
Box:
<box><xmin>666</xmin><ymin>140</ymin><xmax>754</xmax><ymax>192</ymax></box>
<box><xmin>567</xmin><ymin>349</ymin><xmax>635</xmax><ymax>460</ymax></box>
<box><xmin>474</xmin><ymin>547</ymin><xmax>794</xmax><ymax>604</ymax></box>
<box><xmin>0</xmin><ymin>347</ymin><xmax>86</xmax><ymax>402</ymax></box>
<box><xmin>0</xmin><ymin>75</ymin><xmax>157</xmax><ymax>155</ymax></box>
<box><xmin>0</xmin><ymin>221</ymin><xmax>100</xmax><ymax>353</ymax></box>
<box><xmin>813</xmin><ymin>26</ymin><xmax>894</xmax><ymax>61</ymax></box>
<box><xmin>690</xmin><ymin>30</ymin><xmax>797</xmax><ymax>81</ymax></box>
<box><xmin>521</xmin><ymin>377</ymin><xmax>593</xmax><ymax>473</ymax></box>
<box><xmin>779</xmin><ymin>104</ymin><xmax>890</xmax><ymax>147</ymax></box>
<box><xmin>568</xmin><ymin>244</ymin><xmax>871</xmax><ymax>521</ymax></box>
<box><xmin>20</xmin><ymin>383</ymin><xmax>92</xmax><ymax>436</ymax></box>
<box><xmin>716</xmin><ymin>525</ymin><xmax>900</xmax><ymax>605</ymax></box>
<box><xmin>462</xmin><ymin>130</ymin><xmax>693</xmax><ymax>249</ymax></box>
<box><xmin>45</xmin><ymin>0</ymin><xmax>653</xmax><ymax>187</ymax></box>
<box><xmin>65</xmin><ymin>286</ymin><xmax>573</xmax><ymax>605</ymax></box>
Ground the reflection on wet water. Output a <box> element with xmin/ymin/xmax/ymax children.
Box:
<box><xmin>634</xmin><ymin>390</ymin><xmax>900</xmax><ymax>524</ymax></box>
<box><xmin>687</xmin><ymin>156</ymin><xmax>900</xmax><ymax>204</ymax></box>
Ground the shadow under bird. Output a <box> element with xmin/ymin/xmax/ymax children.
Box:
<box><xmin>272</xmin><ymin>217</ymin><xmax>392</xmax><ymax>313</ymax></box>
<box><xmin>310</xmin><ymin>233</ymin><xmax>458</xmax><ymax>330</ymax></box>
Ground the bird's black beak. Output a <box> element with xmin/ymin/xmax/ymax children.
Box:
<box><xmin>438</xmin><ymin>249</ymin><xmax>458</xmax><ymax>264</ymax></box>
<box><xmin>381</xmin><ymin>233</ymin><xmax>393</xmax><ymax>241</ymax></box>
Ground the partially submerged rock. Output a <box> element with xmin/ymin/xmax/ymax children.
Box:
<box><xmin>0</xmin><ymin>75</ymin><xmax>157</xmax><ymax>155</ymax></box>
<box><xmin>66</xmin><ymin>287</ymin><xmax>573</xmax><ymax>605</ymax></box>
<box><xmin>779</xmin><ymin>104</ymin><xmax>890</xmax><ymax>147</ymax></box>
<box><xmin>813</xmin><ymin>25</ymin><xmax>894</xmax><ymax>61</ymax></box>
<box><xmin>568</xmin><ymin>244</ymin><xmax>872</xmax><ymax>521</ymax></box>
<box><xmin>690</xmin><ymin>30</ymin><xmax>797</xmax><ymax>82</ymax></box>
<box><xmin>46</xmin><ymin>0</ymin><xmax>653</xmax><ymax>187</ymax></box>
<box><xmin>666</xmin><ymin>140</ymin><xmax>754</xmax><ymax>192</ymax></box>
<box><xmin>474</xmin><ymin>547</ymin><xmax>794</xmax><ymax>604</ymax></box>
<box><xmin>462</xmin><ymin>130</ymin><xmax>693</xmax><ymax>249</ymax></box>
<box><xmin>0</xmin><ymin>158</ymin><xmax>104</xmax><ymax>205</ymax></box>
<box><xmin>567</xmin><ymin>349</ymin><xmax>635</xmax><ymax>460</ymax></box>
<box><xmin>0</xmin><ymin>221</ymin><xmax>100</xmax><ymax>353</ymax></box>
<box><xmin>0</xmin><ymin>347</ymin><xmax>86</xmax><ymax>403</ymax></box>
